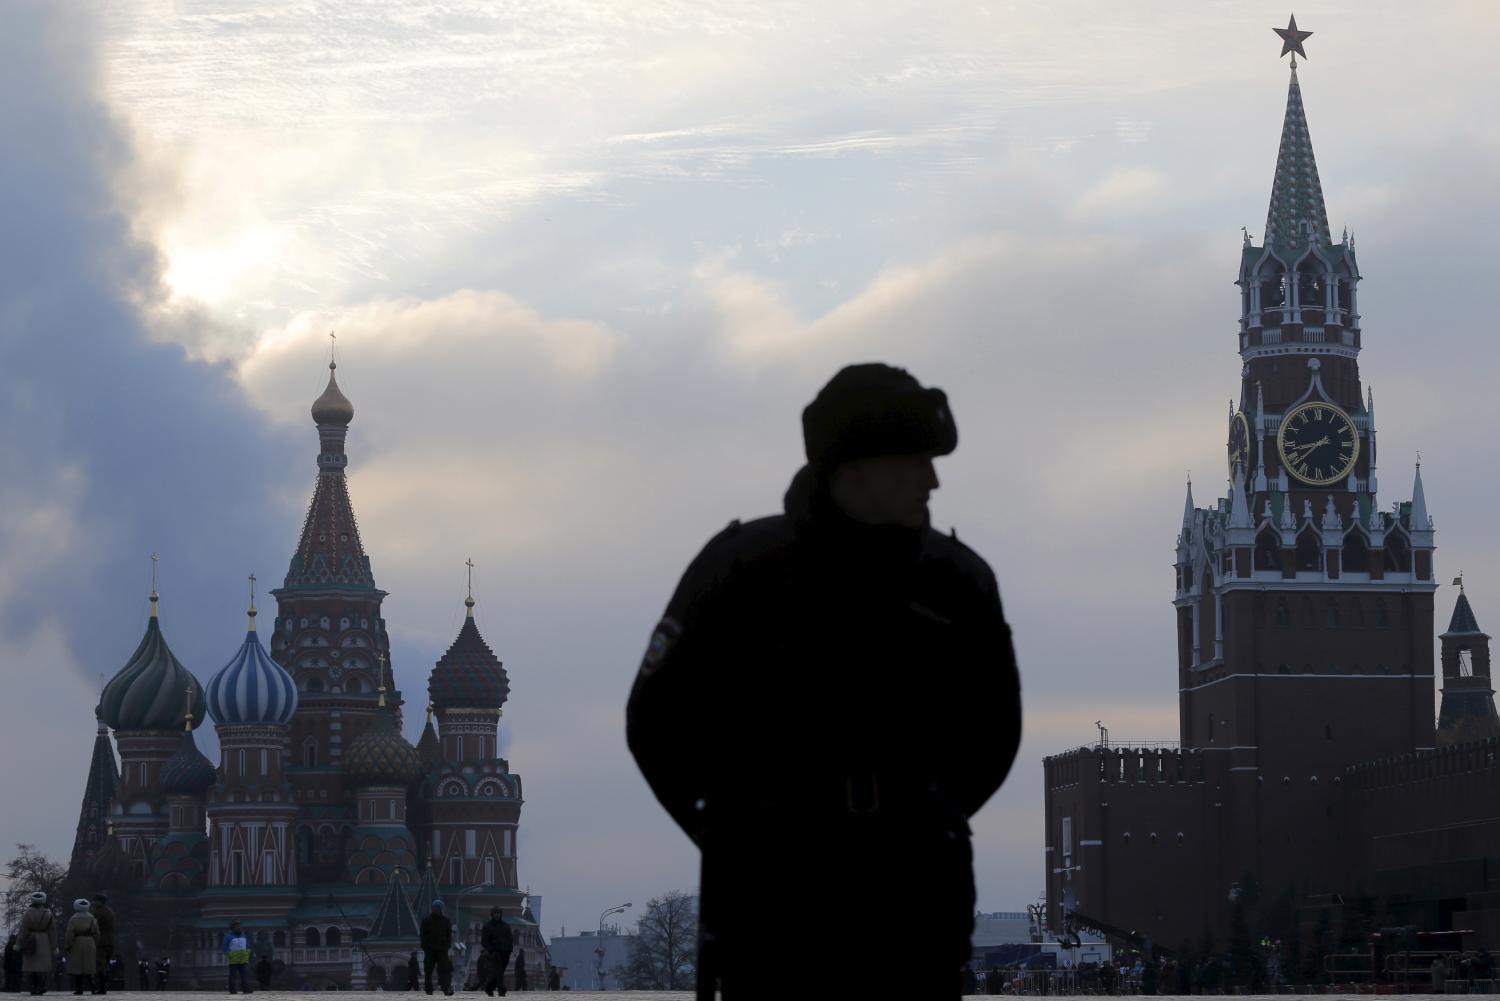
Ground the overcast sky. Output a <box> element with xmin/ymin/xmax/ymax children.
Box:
<box><xmin>2</xmin><ymin>1</ymin><xmax>1498</xmax><ymax>941</ymax></box>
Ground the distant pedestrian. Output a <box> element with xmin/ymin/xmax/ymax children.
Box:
<box><xmin>222</xmin><ymin>922</ymin><xmax>251</xmax><ymax>994</ymax></box>
<box><xmin>1142</xmin><ymin>959</ymin><xmax>1158</xmax><ymax>995</ymax></box>
<box><xmin>4</xmin><ymin>933</ymin><xmax>22</xmax><ymax>993</ymax></box>
<box><xmin>13</xmin><ymin>892</ymin><xmax>56</xmax><ymax>996</ymax></box>
<box><xmin>546</xmin><ymin>966</ymin><xmax>559</xmax><ymax>992</ymax></box>
<box><xmin>1432</xmin><ymin>957</ymin><xmax>1447</xmax><ymax>994</ymax></box>
<box><xmin>512</xmin><ymin>951</ymin><xmax>526</xmax><ymax>992</ymax></box>
<box><xmin>135</xmin><ymin>962</ymin><xmax>148</xmax><ymax>993</ymax></box>
<box><xmin>154</xmin><ymin>957</ymin><xmax>170</xmax><ymax>991</ymax></box>
<box><xmin>88</xmin><ymin>896</ymin><xmax>113</xmax><ymax>997</ymax></box>
<box><xmin>419</xmin><ymin>901</ymin><xmax>453</xmax><ymax>996</ymax></box>
<box><xmin>479</xmin><ymin>909</ymin><xmax>512</xmax><ymax>997</ymax></box>
<box><xmin>254</xmin><ymin>956</ymin><xmax>271</xmax><ymax>990</ymax></box>
<box><xmin>63</xmin><ymin>900</ymin><xmax>98</xmax><ymax>996</ymax></box>
<box><xmin>407</xmin><ymin>953</ymin><xmax>420</xmax><ymax>992</ymax></box>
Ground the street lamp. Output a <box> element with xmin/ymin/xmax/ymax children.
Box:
<box><xmin>452</xmin><ymin>883</ymin><xmax>489</xmax><ymax>989</ymax></box>
<box><xmin>595</xmin><ymin>902</ymin><xmax>632</xmax><ymax>990</ymax></box>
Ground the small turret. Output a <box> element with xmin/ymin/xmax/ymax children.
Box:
<box><xmin>1438</xmin><ymin>578</ymin><xmax>1499</xmax><ymax>746</ymax></box>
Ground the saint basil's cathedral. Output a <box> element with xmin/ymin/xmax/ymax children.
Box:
<box><xmin>64</xmin><ymin>362</ymin><xmax>545</xmax><ymax>989</ymax></box>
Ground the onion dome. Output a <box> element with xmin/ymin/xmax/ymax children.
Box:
<box><xmin>344</xmin><ymin>662</ymin><xmax>421</xmax><ymax>786</ymax></box>
<box><xmin>311</xmin><ymin>360</ymin><xmax>355</xmax><ymax>426</ymax></box>
<box><xmin>160</xmin><ymin>729</ymin><xmax>216</xmax><ymax>797</ymax></box>
<box><xmin>428</xmin><ymin>595</ymin><xmax>510</xmax><ymax>712</ymax></box>
<box><xmin>206</xmin><ymin>598</ymin><xmax>298</xmax><ymax>726</ymax></box>
<box><xmin>100</xmin><ymin>592</ymin><xmax>205</xmax><ymax>732</ymax></box>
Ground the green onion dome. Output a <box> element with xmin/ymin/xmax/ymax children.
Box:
<box><xmin>100</xmin><ymin>595</ymin><xmax>205</xmax><ymax>732</ymax></box>
<box><xmin>160</xmin><ymin>729</ymin><xmax>216</xmax><ymax>797</ymax></box>
<box><xmin>343</xmin><ymin>706</ymin><xmax>421</xmax><ymax>786</ymax></box>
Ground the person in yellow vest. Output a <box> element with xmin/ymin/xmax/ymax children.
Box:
<box><xmin>221</xmin><ymin>922</ymin><xmax>251</xmax><ymax>995</ymax></box>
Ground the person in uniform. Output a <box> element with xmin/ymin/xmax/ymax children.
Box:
<box><xmin>13</xmin><ymin>893</ymin><xmax>56</xmax><ymax>996</ymax></box>
<box><xmin>628</xmin><ymin>363</ymin><xmax>1022</xmax><ymax>1000</ymax></box>
<box><xmin>62</xmin><ymin>901</ymin><xmax>98</xmax><ymax>996</ymax></box>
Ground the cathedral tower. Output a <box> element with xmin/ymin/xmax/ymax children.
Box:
<box><xmin>271</xmin><ymin>359</ymin><xmax>395</xmax><ymax>877</ymax></box>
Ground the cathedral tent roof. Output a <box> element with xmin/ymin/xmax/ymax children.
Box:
<box><xmin>67</xmin><ymin>709</ymin><xmax>119</xmax><ymax>880</ymax></box>
<box><xmin>365</xmin><ymin>876</ymin><xmax>422</xmax><ymax>944</ymax></box>
<box><xmin>411</xmin><ymin>863</ymin><xmax>440</xmax><ymax>918</ymax></box>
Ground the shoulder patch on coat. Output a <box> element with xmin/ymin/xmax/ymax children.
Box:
<box><xmin>639</xmin><ymin>616</ymin><xmax>683</xmax><ymax>676</ymax></box>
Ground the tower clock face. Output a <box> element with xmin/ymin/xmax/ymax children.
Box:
<box><xmin>1228</xmin><ymin>412</ymin><xmax>1251</xmax><ymax>474</ymax></box>
<box><xmin>1277</xmin><ymin>401</ymin><xmax>1359</xmax><ymax>486</ymax></box>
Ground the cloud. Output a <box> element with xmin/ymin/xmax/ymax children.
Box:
<box><xmin>0</xmin><ymin>4</ymin><xmax>299</xmax><ymax>875</ymax></box>
<box><xmin>1071</xmin><ymin>166</ymin><xmax>1171</xmax><ymax>218</ymax></box>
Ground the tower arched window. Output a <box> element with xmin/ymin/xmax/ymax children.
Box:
<box><xmin>303</xmin><ymin>739</ymin><xmax>318</xmax><ymax>769</ymax></box>
<box><xmin>1326</xmin><ymin>600</ymin><xmax>1340</xmax><ymax>629</ymax></box>
<box><xmin>1275</xmin><ymin>600</ymin><xmax>1291</xmax><ymax>628</ymax></box>
<box><xmin>325</xmin><ymin>928</ymin><xmax>342</xmax><ymax>947</ymax></box>
<box><xmin>305</xmin><ymin>928</ymin><xmax>321</xmax><ymax>948</ymax></box>
<box><xmin>1297</xmin><ymin>260</ymin><xmax>1325</xmax><ymax>323</ymax></box>
<box><xmin>1384</xmin><ymin>530</ymin><xmax>1412</xmax><ymax>572</ymax></box>
<box><xmin>1342</xmin><ymin>528</ymin><xmax>1370</xmax><ymax>573</ymax></box>
<box><xmin>1259</xmin><ymin>261</ymin><xmax>1288</xmax><ymax>325</ymax></box>
<box><xmin>1375</xmin><ymin>600</ymin><xmax>1391</xmax><ymax>629</ymax></box>
<box><xmin>1295</xmin><ymin>527</ymin><xmax>1322</xmax><ymax>573</ymax></box>
<box><xmin>1255</xmin><ymin>526</ymin><xmax>1281</xmax><ymax>572</ymax></box>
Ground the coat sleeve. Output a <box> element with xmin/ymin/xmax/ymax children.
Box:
<box><xmin>626</xmin><ymin>523</ymin><xmax>745</xmax><ymax>844</ymax></box>
<box><xmin>949</xmin><ymin>554</ymin><xmax>1023</xmax><ymax>819</ymax></box>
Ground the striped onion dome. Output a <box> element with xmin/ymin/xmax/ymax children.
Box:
<box><xmin>206</xmin><ymin>607</ymin><xmax>298</xmax><ymax>726</ymax></box>
<box><xmin>100</xmin><ymin>593</ymin><xmax>206</xmax><ymax>732</ymax></box>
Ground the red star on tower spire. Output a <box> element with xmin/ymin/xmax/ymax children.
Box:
<box><xmin>1274</xmin><ymin>14</ymin><xmax>1312</xmax><ymax>65</ymax></box>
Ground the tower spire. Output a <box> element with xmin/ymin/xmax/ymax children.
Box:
<box><xmin>247</xmin><ymin>573</ymin><xmax>258</xmax><ymax>631</ymax></box>
<box><xmin>465</xmin><ymin>558</ymin><xmax>476</xmax><ymax>618</ymax></box>
<box><xmin>149</xmin><ymin>552</ymin><xmax>159</xmax><ymax>617</ymax></box>
<box><xmin>1265</xmin><ymin>16</ymin><xmax>1330</xmax><ymax>248</ymax></box>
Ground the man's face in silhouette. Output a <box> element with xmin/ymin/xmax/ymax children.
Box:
<box><xmin>830</xmin><ymin>453</ymin><xmax>939</xmax><ymax>528</ymax></box>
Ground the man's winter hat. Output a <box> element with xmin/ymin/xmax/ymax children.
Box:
<box><xmin>93</xmin><ymin>893</ymin><xmax>108</xmax><ymax>904</ymax></box>
<box><xmin>802</xmin><ymin>363</ymin><xmax>957</xmax><ymax>468</ymax></box>
<box><xmin>431</xmin><ymin>899</ymin><xmax>445</xmax><ymax>910</ymax></box>
<box><xmin>29</xmin><ymin>892</ymin><xmax>46</xmax><ymax>905</ymax></box>
<box><xmin>74</xmin><ymin>899</ymin><xmax>90</xmax><ymax>911</ymax></box>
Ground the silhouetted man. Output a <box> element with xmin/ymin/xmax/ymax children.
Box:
<box><xmin>420</xmin><ymin>901</ymin><xmax>453</xmax><ymax>996</ymax></box>
<box><xmin>628</xmin><ymin>363</ymin><xmax>1022</xmax><ymax>1000</ymax></box>
<box><xmin>479</xmin><ymin>909</ymin><xmax>511</xmax><ymax>996</ymax></box>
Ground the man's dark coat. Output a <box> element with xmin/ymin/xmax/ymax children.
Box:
<box><xmin>627</xmin><ymin>466</ymin><xmax>1022</xmax><ymax>997</ymax></box>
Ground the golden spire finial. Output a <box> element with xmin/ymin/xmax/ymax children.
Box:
<box><xmin>377</xmin><ymin>650</ymin><xmax>388</xmax><ymax>708</ymax></box>
<box><xmin>149</xmin><ymin>552</ymin><xmax>160</xmax><ymax>617</ymax></box>
<box><xmin>182</xmin><ymin>685</ymin><xmax>195</xmax><ymax>732</ymax></box>
<box><xmin>247</xmin><ymin>573</ymin><xmax>258</xmax><ymax>630</ymax></box>
<box><xmin>464</xmin><ymin>558</ymin><xmax>476</xmax><ymax>618</ymax></box>
<box><xmin>329</xmin><ymin>330</ymin><xmax>337</xmax><ymax>370</ymax></box>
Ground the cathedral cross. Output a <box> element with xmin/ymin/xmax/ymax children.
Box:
<box><xmin>466</xmin><ymin>557</ymin><xmax>475</xmax><ymax>600</ymax></box>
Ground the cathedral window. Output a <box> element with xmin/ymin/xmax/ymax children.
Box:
<box><xmin>1326</xmin><ymin>601</ymin><xmax>1340</xmax><ymax>629</ymax></box>
<box><xmin>1275</xmin><ymin>601</ymin><xmax>1290</xmax><ymax>628</ymax></box>
<box><xmin>503</xmin><ymin>829</ymin><xmax>513</xmax><ymax>857</ymax></box>
<box><xmin>325</xmin><ymin>928</ymin><xmax>342</xmax><ymax>947</ymax></box>
<box><xmin>303</xmin><ymin>739</ymin><xmax>319</xmax><ymax>768</ymax></box>
<box><xmin>465</xmin><ymin>830</ymin><xmax>477</xmax><ymax>857</ymax></box>
<box><xmin>305</xmin><ymin>928</ymin><xmax>321</xmax><ymax>948</ymax></box>
<box><xmin>484</xmin><ymin>857</ymin><xmax>495</xmax><ymax>884</ymax></box>
<box><xmin>1374</xmin><ymin>601</ymin><xmax>1390</xmax><ymax>629</ymax></box>
<box><xmin>449</xmin><ymin>857</ymin><xmax>462</xmax><ymax>885</ymax></box>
